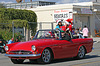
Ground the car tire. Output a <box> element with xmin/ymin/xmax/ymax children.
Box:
<box><xmin>11</xmin><ymin>59</ymin><xmax>24</xmax><ymax>64</ymax></box>
<box><xmin>37</xmin><ymin>48</ymin><xmax>52</xmax><ymax>64</ymax></box>
<box><xmin>76</xmin><ymin>46</ymin><xmax>86</xmax><ymax>59</ymax></box>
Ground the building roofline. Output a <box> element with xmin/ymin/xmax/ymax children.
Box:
<box><xmin>5</xmin><ymin>1</ymin><xmax>56</xmax><ymax>5</ymax></box>
<box><xmin>93</xmin><ymin>2</ymin><xmax>100</xmax><ymax>5</ymax></box>
<box><xmin>28</xmin><ymin>2</ymin><xmax>93</xmax><ymax>9</ymax></box>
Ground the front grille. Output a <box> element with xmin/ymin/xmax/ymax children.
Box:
<box><xmin>9</xmin><ymin>50</ymin><xmax>32</xmax><ymax>55</ymax></box>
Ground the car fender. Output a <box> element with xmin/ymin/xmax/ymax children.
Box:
<box><xmin>77</xmin><ymin>44</ymin><xmax>86</xmax><ymax>55</ymax></box>
<box><xmin>40</xmin><ymin>46</ymin><xmax>54</xmax><ymax>58</ymax></box>
<box><xmin>5</xmin><ymin>42</ymin><xmax>20</xmax><ymax>51</ymax></box>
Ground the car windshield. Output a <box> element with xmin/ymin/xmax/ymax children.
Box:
<box><xmin>35</xmin><ymin>30</ymin><xmax>60</xmax><ymax>39</ymax></box>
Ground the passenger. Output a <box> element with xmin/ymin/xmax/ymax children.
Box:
<box><xmin>60</xmin><ymin>21</ymin><xmax>69</xmax><ymax>32</ymax></box>
<box><xmin>79</xmin><ymin>27</ymin><xmax>84</xmax><ymax>38</ymax></box>
<box><xmin>66</xmin><ymin>19</ymin><xmax>73</xmax><ymax>27</ymax></box>
<box><xmin>65</xmin><ymin>20</ymin><xmax>72</xmax><ymax>32</ymax></box>
<box><xmin>55</xmin><ymin>19</ymin><xmax>63</xmax><ymax>31</ymax></box>
<box><xmin>66</xmin><ymin>19</ymin><xmax>73</xmax><ymax>32</ymax></box>
<box><xmin>64</xmin><ymin>20</ymin><xmax>73</xmax><ymax>38</ymax></box>
<box><xmin>76</xmin><ymin>28</ymin><xmax>80</xmax><ymax>38</ymax></box>
<box><xmin>68</xmin><ymin>24</ymin><xmax>72</xmax><ymax>32</ymax></box>
<box><xmin>48</xmin><ymin>31</ymin><xmax>55</xmax><ymax>38</ymax></box>
<box><xmin>45</xmin><ymin>33</ymin><xmax>51</xmax><ymax>38</ymax></box>
<box><xmin>55</xmin><ymin>19</ymin><xmax>69</xmax><ymax>33</ymax></box>
<box><xmin>79</xmin><ymin>28</ymin><xmax>83</xmax><ymax>34</ymax></box>
<box><xmin>72</xmin><ymin>28</ymin><xmax>75</xmax><ymax>35</ymax></box>
<box><xmin>74</xmin><ymin>28</ymin><xmax>84</xmax><ymax>39</ymax></box>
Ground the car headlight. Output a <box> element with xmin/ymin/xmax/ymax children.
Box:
<box><xmin>32</xmin><ymin>45</ymin><xmax>36</xmax><ymax>51</ymax></box>
<box><xmin>5</xmin><ymin>46</ymin><xmax>9</xmax><ymax>51</ymax></box>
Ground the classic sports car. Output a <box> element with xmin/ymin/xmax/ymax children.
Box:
<box><xmin>5</xmin><ymin>29</ymin><xmax>93</xmax><ymax>64</ymax></box>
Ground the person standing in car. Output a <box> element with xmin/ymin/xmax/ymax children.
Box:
<box><xmin>55</xmin><ymin>19</ymin><xmax>63</xmax><ymax>31</ymax></box>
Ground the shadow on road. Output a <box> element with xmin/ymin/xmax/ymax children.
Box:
<box><xmin>93</xmin><ymin>41</ymin><xmax>96</xmax><ymax>42</ymax></box>
<box><xmin>85</xmin><ymin>55</ymin><xmax>100</xmax><ymax>59</ymax></box>
<box><xmin>22</xmin><ymin>55</ymin><xmax>100</xmax><ymax>65</ymax></box>
<box><xmin>93</xmin><ymin>41</ymin><xmax>97</xmax><ymax>43</ymax></box>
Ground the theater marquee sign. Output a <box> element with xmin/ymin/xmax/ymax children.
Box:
<box><xmin>53</xmin><ymin>9</ymin><xmax>73</xmax><ymax>21</ymax></box>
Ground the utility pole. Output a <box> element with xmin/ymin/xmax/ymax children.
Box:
<box><xmin>12</xmin><ymin>21</ymin><xmax>14</xmax><ymax>38</ymax></box>
<box><xmin>96</xmin><ymin>0</ymin><xmax>97</xmax><ymax>2</ymax></box>
<box><xmin>30</xmin><ymin>0</ymin><xmax>32</xmax><ymax>8</ymax></box>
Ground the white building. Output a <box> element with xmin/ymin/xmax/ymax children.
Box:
<box><xmin>27</xmin><ymin>2</ymin><xmax>100</xmax><ymax>37</ymax></box>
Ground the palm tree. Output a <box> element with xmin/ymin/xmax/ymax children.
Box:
<box><xmin>30</xmin><ymin>0</ymin><xmax>32</xmax><ymax>8</ymax></box>
<box><xmin>30</xmin><ymin>0</ymin><xmax>32</xmax><ymax>2</ymax></box>
<box><xmin>16</xmin><ymin>0</ymin><xmax>22</xmax><ymax>3</ymax></box>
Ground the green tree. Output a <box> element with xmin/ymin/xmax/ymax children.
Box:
<box><xmin>0</xmin><ymin>8</ymin><xmax>37</xmax><ymax>41</ymax></box>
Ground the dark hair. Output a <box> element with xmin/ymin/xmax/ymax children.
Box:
<box><xmin>76</xmin><ymin>28</ymin><xmax>79</xmax><ymax>31</ymax></box>
<box><xmin>84</xmin><ymin>25</ymin><xmax>87</xmax><ymax>27</ymax></box>
<box><xmin>57</xmin><ymin>22</ymin><xmax>63</xmax><ymax>26</ymax></box>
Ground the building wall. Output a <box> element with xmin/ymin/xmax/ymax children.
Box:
<box><xmin>36</xmin><ymin>10</ymin><xmax>54</xmax><ymax>22</ymax></box>
<box><xmin>90</xmin><ymin>15</ymin><xmax>95</xmax><ymax>37</ymax></box>
<box><xmin>73</xmin><ymin>14</ymin><xmax>95</xmax><ymax>37</ymax></box>
<box><xmin>27</xmin><ymin>2</ymin><xmax>99</xmax><ymax>37</ymax></box>
<box><xmin>92</xmin><ymin>0</ymin><xmax>100</xmax><ymax>2</ymax></box>
<box><xmin>28</xmin><ymin>4</ymin><xmax>73</xmax><ymax>30</ymax></box>
<box><xmin>95</xmin><ymin>12</ymin><xmax>100</xmax><ymax>31</ymax></box>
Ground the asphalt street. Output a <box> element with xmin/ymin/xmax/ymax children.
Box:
<box><xmin>0</xmin><ymin>41</ymin><xmax>100</xmax><ymax>66</ymax></box>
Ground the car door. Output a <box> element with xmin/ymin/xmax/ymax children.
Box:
<box><xmin>52</xmin><ymin>39</ymin><xmax>78</xmax><ymax>59</ymax></box>
<box><xmin>51</xmin><ymin>30</ymin><xmax>78</xmax><ymax>59</ymax></box>
<box><xmin>59</xmin><ymin>39</ymin><xmax>78</xmax><ymax>58</ymax></box>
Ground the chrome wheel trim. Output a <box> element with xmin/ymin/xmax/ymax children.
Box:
<box><xmin>42</xmin><ymin>49</ymin><xmax>51</xmax><ymax>63</ymax></box>
<box><xmin>78</xmin><ymin>46</ymin><xmax>85</xmax><ymax>58</ymax></box>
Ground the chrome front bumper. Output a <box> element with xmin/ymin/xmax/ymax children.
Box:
<box><xmin>5</xmin><ymin>54</ymin><xmax>41</xmax><ymax>57</ymax></box>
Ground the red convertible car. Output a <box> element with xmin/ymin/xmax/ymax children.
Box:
<box><xmin>5</xmin><ymin>30</ymin><xmax>93</xmax><ymax>64</ymax></box>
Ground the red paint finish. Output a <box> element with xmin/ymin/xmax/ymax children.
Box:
<box><xmin>5</xmin><ymin>38</ymin><xmax>93</xmax><ymax>60</ymax></box>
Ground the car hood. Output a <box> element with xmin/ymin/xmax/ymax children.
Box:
<box><xmin>9</xmin><ymin>39</ymin><xmax>53</xmax><ymax>51</ymax></box>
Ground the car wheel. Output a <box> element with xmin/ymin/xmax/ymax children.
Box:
<box><xmin>37</xmin><ymin>48</ymin><xmax>52</xmax><ymax>64</ymax></box>
<box><xmin>11</xmin><ymin>59</ymin><xmax>24</xmax><ymax>64</ymax></box>
<box><xmin>77</xmin><ymin>46</ymin><xmax>85</xmax><ymax>59</ymax></box>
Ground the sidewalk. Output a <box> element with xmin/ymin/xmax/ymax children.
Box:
<box><xmin>93</xmin><ymin>37</ymin><xmax>100</xmax><ymax>44</ymax></box>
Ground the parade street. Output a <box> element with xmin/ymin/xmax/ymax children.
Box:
<box><xmin>0</xmin><ymin>39</ymin><xmax>100</xmax><ymax>66</ymax></box>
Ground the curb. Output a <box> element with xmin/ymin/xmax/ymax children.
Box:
<box><xmin>94</xmin><ymin>41</ymin><xmax>100</xmax><ymax>44</ymax></box>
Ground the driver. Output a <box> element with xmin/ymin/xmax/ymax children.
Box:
<box><xmin>61</xmin><ymin>32</ymin><xmax>71</xmax><ymax>41</ymax></box>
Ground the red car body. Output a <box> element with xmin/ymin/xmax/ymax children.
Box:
<box><xmin>5</xmin><ymin>30</ymin><xmax>93</xmax><ymax>63</ymax></box>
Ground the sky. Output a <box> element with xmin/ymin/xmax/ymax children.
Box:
<box><xmin>0</xmin><ymin>0</ymin><xmax>94</xmax><ymax>4</ymax></box>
